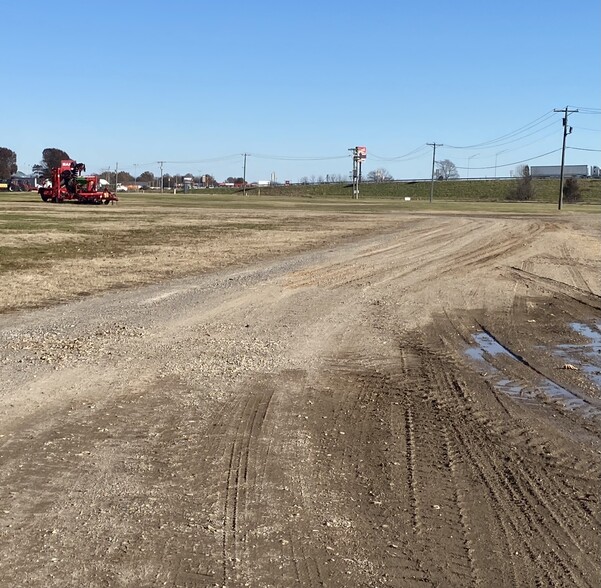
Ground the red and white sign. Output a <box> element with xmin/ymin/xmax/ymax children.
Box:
<box><xmin>356</xmin><ymin>146</ymin><xmax>367</xmax><ymax>160</ymax></box>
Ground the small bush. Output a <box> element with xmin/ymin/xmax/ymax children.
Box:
<box><xmin>563</xmin><ymin>177</ymin><xmax>581</xmax><ymax>203</ymax></box>
<box><xmin>507</xmin><ymin>166</ymin><xmax>535</xmax><ymax>201</ymax></box>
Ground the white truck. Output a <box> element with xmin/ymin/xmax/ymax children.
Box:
<box><xmin>530</xmin><ymin>165</ymin><xmax>599</xmax><ymax>178</ymax></box>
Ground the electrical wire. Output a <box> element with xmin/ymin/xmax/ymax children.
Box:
<box><xmin>444</xmin><ymin>111</ymin><xmax>559</xmax><ymax>150</ymax></box>
<box><xmin>250</xmin><ymin>153</ymin><xmax>348</xmax><ymax>161</ymax></box>
<box><xmin>454</xmin><ymin>148</ymin><xmax>563</xmax><ymax>170</ymax></box>
<box><xmin>568</xmin><ymin>105</ymin><xmax>601</xmax><ymax>114</ymax></box>
<box><xmin>369</xmin><ymin>144</ymin><xmax>430</xmax><ymax>161</ymax></box>
<box><xmin>572</xmin><ymin>126</ymin><xmax>601</xmax><ymax>132</ymax></box>
<box><xmin>568</xmin><ymin>146</ymin><xmax>601</xmax><ymax>152</ymax></box>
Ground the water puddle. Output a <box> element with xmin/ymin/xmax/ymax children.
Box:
<box><xmin>465</xmin><ymin>332</ymin><xmax>514</xmax><ymax>362</ymax></box>
<box><xmin>553</xmin><ymin>322</ymin><xmax>601</xmax><ymax>387</ymax></box>
<box><xmin>466</xmin><ymin>327</ymin><xmax>601</xmax><ymax>419</ymax></box>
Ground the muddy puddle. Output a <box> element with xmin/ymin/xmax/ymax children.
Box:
<box><xmin>554</xmin><ymin>323</ymin><xmax>601</xmax><ymax>388</ymax></box>
<box><xmin>466</xmin><ymin>325</ymin><xmax>601</xmax><ymax>420</ymax></box>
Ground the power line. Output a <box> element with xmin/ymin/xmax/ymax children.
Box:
<box><xmin>569</xmin><ymin>146</ymin><xmax>601</xmax><ymax>152</ymax></box>
<box><xmin>369</xmin><ymin>144</ymin><xmax>430</xmax><ymax>161</ymax></box>
<box><xmin>568</xmin><ymin>105</ymin><xmax>601</xmax><ymax>114</ymax></box>
<box><xmin>250</xmin><ymin>153</ymin><xmax>348</xmax><ymax>161</ymax></box>
<box><xmin>444</xmin><ymin>111</ymin><xmax>559</xmax><ymax>150</ymax></box>
<box><xmin>454</xmin><ymin>148</ymin><xmax>562</xmax><ymax>170</ymax></box>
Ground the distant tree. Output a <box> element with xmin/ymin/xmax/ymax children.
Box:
<box><xmin>563</xmin><ymin>177</ymin><xmax>581</xmax><ymax>203</ymax></box>
<box><xmin>367</xmin><ymin>168</ymin><xmax>393</xmax><ymax>183</ymax></box>
<box><xmin>199</xmin><ymin>173</ymin><xmax>215</xmax><ymax>186</ymax></box>
<box><xmin>33</xmin><ymin>148</ymin><xmax>71</xmax><ymax>180</ymax></box>
<box><xmin>117</xmin><ymin>172</ymin><xmax>134</xmax><ymax>184</ymax></box>
<box><xmin>507</xmin><ymin>164</ymin><xmax>535</xmax><ymax>201</ymax></box>
<box><xmin>299</xmin><ymin>176</ymin><xmax>309</xmax><ymax>185</ymax></box>
<box><xmin>138</xmin><ymin>171</ymin><xmax>155</xmax><ymax>184</ymax></box>
<box><xmin>435</xmin><ymin>159</ymin><xmax>459</xmax><ymax>180</ymax></box>
<box><xmin>0</xmin><ymin>147</ymin><xmax>17</xmax><ymax>178</ymax></box>
<box><xmin>513</xmin><ymin>165</ymin><xmax>526</xmax><ymax>177</ymax></box>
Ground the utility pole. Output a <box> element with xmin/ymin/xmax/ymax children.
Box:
<box><xmin>242</xmin><ymin>153</ymin><xmax>248</xmax><ymax>196</ymax></box>
<box><xmin>554</xmin><ymin>106</ymin><xmax>578</xmax><ymax>210</ymax></box>
<box><xmin>159</xmin><ymin>161</ymin><xmax>164</xmax><ymax>193</ymax></box>
<box><xmin>115</xmin><ymin>162</ymin><xmax>118</xmax><ymax>192</ymax></box>
<box><xmin>427</xmin><ymin>143</ymin><xmax>442</xmax><ymax>203</ymax></box>
<box><xmin>348</xmin><ymin>147</ymin><xmax>359</xmax><ymax>199</ymax></box>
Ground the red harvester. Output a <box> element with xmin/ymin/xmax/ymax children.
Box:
<box><xmin>38</xmin><ymin>160</ymin><xmax>118</xmax><ymax>205</ymax></box>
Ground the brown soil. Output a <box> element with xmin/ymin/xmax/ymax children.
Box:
<box><xmin>0</xmin><ymin>210</ymin><xmax>599</xmax><ymax>587</ymax></box>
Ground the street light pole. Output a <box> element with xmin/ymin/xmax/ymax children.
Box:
<box><xmin>467</xmin><ymin>153</ymin><xmax>480</xmax><ymax>179</ymax></box>
<box><xmin>494</xmin><ymin>150</ymin><xmax>508</xmax><ymax>178</ymax></box>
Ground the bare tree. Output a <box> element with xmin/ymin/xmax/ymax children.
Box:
<box><xmin>435</xmin><ymin>159</ymin><xmax>459</xmax><ymax>180</ymax></box>
<box><xmin>507</xmin><ymin>165</ymin><xmax>535</xmax><ymax>201</ymax></box>
<box><xmin>366</xmin><ymin>168</ymin><xmax>393</xmax><ymax>183</ymax></box>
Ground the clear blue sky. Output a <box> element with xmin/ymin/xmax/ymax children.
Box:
<box><xmin>3</xmin><ymin>0</ymin><xmax>600</xmax><ymax>182</ymax></box>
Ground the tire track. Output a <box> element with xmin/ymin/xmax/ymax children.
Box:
<box><xmin>508</xmin><ymin>267</ymin><xmax>601</xmax><ymax>310</ymax></box>
<box><xmin>221</xmin><ymin>385</ymin><xmax>274</xmax><ymax>583</ymax></box>
<box><xmin>562</xmin><ymin>242</ymin><xmax>593</xmax><ymax>292</ymax></box>
<box><xmin>436</xmin><ymin>365</ymin><xmax>598</xmax><ymax>587</ymax></box>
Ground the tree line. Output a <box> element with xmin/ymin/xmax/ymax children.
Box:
<box><xmin>1</xmin><ymin>147</ymin><xmax>582</xmax><ymax>201</ymax></box>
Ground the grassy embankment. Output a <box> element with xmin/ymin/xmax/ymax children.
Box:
<box><xmin>206</xmin><ymin>178</ymin><xmax>601</xmax><ymax>204</ymax></box>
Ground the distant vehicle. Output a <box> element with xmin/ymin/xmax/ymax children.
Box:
<box><xmin>530</xmin><ymin>165</ymin><xmax>600</xmax><ymax>178</ymax></box>
<box><xmin>116</xmin><ymin>184</ymin><xmax>128</xmax><ymax>192</ymax></box>
<box><xmin>38</xmin><ymin>160</ymin><xmax>118</xmax><ymax>205</ymax></box>
<box><xmin>8</xmin><ymin>174</ymin><xmax>38</xmax><ymax>191</ymax></box>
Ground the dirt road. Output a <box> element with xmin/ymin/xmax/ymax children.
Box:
<box><xmin>0</xmin><ymin>212</ymin><xmax>599</xmax><ymax>587</ymax></box>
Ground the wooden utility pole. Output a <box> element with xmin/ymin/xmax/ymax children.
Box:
<box><xmin>427</xmin><ymin>143</ymin><xmax>442</xmax><ymax>203</ymax></box>
<box><xmin>243</xmin><ymin>153</ymin><xmax>248</xmax><ymax>196</ymax></box>
<box><xmin>349</xmin><ymin>147</ymin><xmax>359</xmax><ymax>199</ymax></box>
<box><xmin>554</xmin><ymin>107</ymin><xmax>578</xmax><ymax>210</ymax></box>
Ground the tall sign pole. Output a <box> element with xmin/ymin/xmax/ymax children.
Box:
<box><xmin>349</xmin><ymin>146</ymin><xmax>367</xmax><ymax>199</ymax></box>
<box><xmin>554</xmin><ymin>107</ymin><xmax>578</xmax><ymax>210</ymax></box>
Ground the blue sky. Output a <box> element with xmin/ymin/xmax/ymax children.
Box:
<box><xmin>3</xmin><ymin>0</ymin><xmax>599</xmax><ymax>182</ymax></box>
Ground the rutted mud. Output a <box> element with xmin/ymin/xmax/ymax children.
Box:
<box><xmin>0</xmin><ymin>211</ymin><xmax>599</xmax><ymax>587</ymax></box>
<box><xmin>466</xmin><ymin>327</ymin><xmax>601</xmax><ymax>419</ymax></box>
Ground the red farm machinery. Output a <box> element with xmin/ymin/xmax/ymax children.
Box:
<box><xmin>38</xmin><ymin>160</ymin><xmax>118</xmax><ymax>205</ymax></box>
